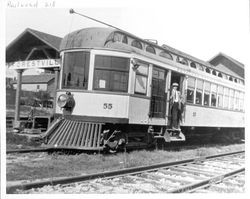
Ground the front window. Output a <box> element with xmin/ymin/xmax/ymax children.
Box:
<box><xmin>62</xmin><ymin>51</ymin><xmax>90</xmax><ymax>89</ymax></box>
<box><xmin>93</xmin><ymin>55</ymin><xmax>130</xmax><ymax>92</ymax></box>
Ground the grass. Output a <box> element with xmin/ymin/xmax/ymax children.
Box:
<box><xmin>6</xmin><ymin>132</ymin><xmax>42</xmax><ymax>150</ymax></box>
<box><xmin>6</xmin><ymin>143</ymin><xmax>244</xmax><ymax>182</ymax></box>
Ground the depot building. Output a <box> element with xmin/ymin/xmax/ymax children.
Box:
<box><xmin>6</xmin><ymin>28</ymin><xmax>62</xmax><ymax>122</ymax></box>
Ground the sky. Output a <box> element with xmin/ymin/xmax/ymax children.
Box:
<box><xmin>4</xmin><ymin>0</ymin><xmax>249</xmax><ymax>65</ymax></box>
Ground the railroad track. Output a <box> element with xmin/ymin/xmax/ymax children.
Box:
<box><xmin>6</xmin><ymin>148</ymin><xmax>50</xmax><ymax>154</ymax></box>
<box><xmin>7</xmin><ymin>150</ymin><xmax>244</xmax><ymax>193</ymax></box>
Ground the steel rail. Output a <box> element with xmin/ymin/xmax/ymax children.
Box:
<box><xmin>168</xmin><ymin>167</ymin><xmax>245</xmax><ymax>193</ymax></box>
<box><xmin>6</xmin><ymin>150</ymin><xmax>244</xmax><ymax>193</ymax></box>
<box><xmin>7</xmin><ymin>148</ymin><xmax>51</xmax><ymax>154</ymax></box>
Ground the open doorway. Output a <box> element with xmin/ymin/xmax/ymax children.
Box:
<box><xmin>170</xmin><ymin>72</ymin><xmax>185</xmax><ymax>96</ymax></box>
<box><xmin>168</xmin><ymin>71</ymin><xmax>186</xmax><ymax>127</ymax></box>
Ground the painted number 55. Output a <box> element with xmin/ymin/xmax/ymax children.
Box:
<box><xmin>103</xmin><ymin>103</ymin><xmax>112</xmax><ymax>109</ymax></box>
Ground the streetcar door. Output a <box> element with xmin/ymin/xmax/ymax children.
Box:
<box><xmin>149</xmin><ymin>67</ymin><xmax>167</xmax><ymax>118</ymax></box>
<box><xmin>167</xmin><ymin>72</ymin><xmax>186</xmax><ymax>125</ymax></box>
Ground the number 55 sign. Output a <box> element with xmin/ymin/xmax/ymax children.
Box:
<box><xmin>103</xmin><ymin>103</ymin><xmax>112</xmax><ymax>110</ymax></box>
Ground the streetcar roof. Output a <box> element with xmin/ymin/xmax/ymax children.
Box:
<box><xmin>60</xmin><ymin>27</ymin><xmax>244</xmax><ymax>80</ymax></box>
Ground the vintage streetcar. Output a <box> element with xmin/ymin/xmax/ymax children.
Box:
<box><xmin>43</xmin><ymin>27</ymin><xmax>245</xmax><ymax>152</ymax></box>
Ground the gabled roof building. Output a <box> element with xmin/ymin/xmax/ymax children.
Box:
<box><xmin>208</xmin><ymin>52</ymin><xmax>244</xmax><ymax>79</ymax></box>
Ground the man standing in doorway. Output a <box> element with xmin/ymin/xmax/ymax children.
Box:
<box><xmin>170</xmin><ymin>83</ymin><xmax>181</xmax><ymax>130</ymax></box>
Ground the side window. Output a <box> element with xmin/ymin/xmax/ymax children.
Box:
<box><xmin>177</xmin><ymin>56</ymin><xmax>188</xmax><ymax>65</ymax></box>
<box><xmin>122</xmin><ymin>35</ymin><xmax>128</xmax><ymax>44</ymax></box>
<box><xmin>217</xmin><ymin>86</ymin><xmax>223</xmax><ymax>108</ymax></box>
<box><xmin>229</xmin><ymin>89</ymin><xmax>234</xmax><ymax>109</ymax></box>
<box><xmin>205</xmin><ymin>68</ymin><xmax>210</xmax><ymax>74</ymax></box>
<box><xmin>159</xmin><ymin>51</ymin><xmax>173</xmax><ymax>60</ymax></box>
<box><xmin>146</xmin><ymin>46</ymin><xmax>156</xmax><ymax>54</ymax></box>
<box><xmin>239</xmin><ymin>92</ymin><xmax>244</xmax><ymax>111</ymax></box>
<box><xmin>93</xmin><ymin>55</ymin><xmax>130</xmax><ymax>92</ymax></box>
<box><xmin>234</xmin><ymin>91</ymin><xmax>240</xmax><ymax>110</ymax></box>
<box><xmin>195</xmin><ymin>79</ymin><xmax>203</xmax><ymax>105</ymax></box>
<box><xmin>211</xmin><ymin>84</ymin><xmax>217</xmax><ymax>107</ymax></box>
<box><xmin>187</xmin><ymin>77</ymin><xmax>195</xmax><ymax>103</ymax></box>
<box><xmin>131</xmin><ymin>40</ymin><xmax>143</xmax><ymax>49</ymax></box>
<box><xmin>223</xmin><ymin>87</ymin><xmax>229</xmax><ymax>109</ymax></box>
<box><xmin>190</xmin><ymin>62</ymin><xmax>196</xmax><ymax>69</ymax></box>
<box><xmin>134</xmin><ymin>62</ymin><xmax>149</xmax><ymax>95</ymax></box>
<box><xmin>203</xmin><ymin>81</ymin><xmax>210</xmax><ymax>106</ymax></box>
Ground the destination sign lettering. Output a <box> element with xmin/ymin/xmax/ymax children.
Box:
<box><xmin>7</xmin><ymin>59</ymin><xmax>60</xmax><ymax>70</ymax></box>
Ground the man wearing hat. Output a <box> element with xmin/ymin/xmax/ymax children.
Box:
<box><xmin>170</xmin><ymin>82</ymin><xmax>181</xmax><ymax>130</ymax></box>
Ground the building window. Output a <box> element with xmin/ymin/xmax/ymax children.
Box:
<box><xmin>131</xmin><ymin>40</ymin><xmax>143</xmax><ymax>49</ymax></box>
<box><xmin>217</xmin><ymin>86</ymin><xmax>223</xmax><ymax>108</ymax></box>
<box><xmin>212</xmin><ymin>70</ymin><xmax>217</xmax><ymax>76</ymax></box>
<box><xmin>37</xmin><ymin>85</ymin><xmax>40</xmax><ymax>90</ymax></box>
<box><xmin>211</xmin><ymin>84</ymin><xmax>217</xmax><ymax>107</ymax></box>
<box><xmin>159</xmin><ymin>51</ymin><xmax>173</xmax><ymax>60</ymax></box>
<box><xmin>134</xmin><ymin>62</ymin><xmax>149</xmax><ymax>95</ymax></box>
<box><xmin>223</xmin><ymin>87</ymin><xmax>229</xmax><ymax>109</ymax></box>
<box><xmin>187</xmin><ymin>77</ymin><xmax>195</xmax><ymax>103</ymax></box>
<box><xmin>195</xmin><ymin>79</ymin><xmax>203</xmax><ymax>105</ymax></box>
<box><xmin>204</xmin><ymin>81</ymin><xmax>210</xmax><ymax>106</ymax></box>
<box><xmin>218</xmin><ymin>72</ymin><xmax>222</xmax><ymax>78</ymax></box>
<box><xmin>62</xmin><ymin>51</ymin><xmax>90</xmax><ymax>89</ymax></box>
<box><xmin>93</xmin><ymin>55</ymin><xmax>130</xmax><ymax>92</ymax></box>
<box><xmin>229</xmin><ymin>76</ymin><xmax>233</xmax><ymax>81</ymax></box>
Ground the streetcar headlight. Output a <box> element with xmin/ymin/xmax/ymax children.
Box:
<box><xmin>57</xmin><ymin>92</ymin><xmax>75</xmax><ymax>111</ymax></box>
<box><xmin>57</xmin><ymin>94</ymin><xmax>68</xmax><ymax>108</ymax></box>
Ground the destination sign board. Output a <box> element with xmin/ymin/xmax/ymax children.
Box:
<box><xmin>7</xmin><ymin>59</ymin><xmax>60</xmax><ymax>70</ymax></box>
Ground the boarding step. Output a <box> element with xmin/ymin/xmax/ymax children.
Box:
<box><xmin>44</xmin><ymin>119</ymin><xmax>104</xmax><ymax>150</ymax></box>
<box><xmin>154</xmin><ymin>129</ymin><xmax>185</xmax><ymax>142</ymax></box>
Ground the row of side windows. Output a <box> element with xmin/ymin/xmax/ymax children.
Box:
<box><xmin>62</xmin><ymin>52</ymin><xmax>244</xmax><ymax>112</ymax></box>
<box><xmin>186</xmin><ymin>77</ymin><xmax>244</xmax><ymax>111</ymax></box>
<box><xmin>110</xmin><ymin>32</ymin><xmax>244</xmax><ymax>86</ymax></box>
